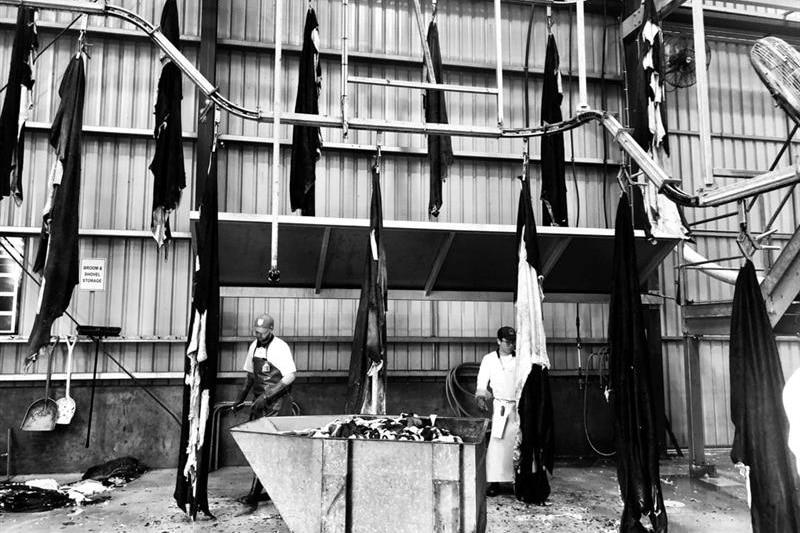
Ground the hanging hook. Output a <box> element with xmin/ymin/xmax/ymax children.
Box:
<box><xmin>374</xmin><ymin>131</ymin><xmax>383</xmax><ymax>172</ymax></box>
<box><xmin>546</xmin><ymin>3</ymin><xmax>553</xmax><ymax>34</ymax></box>
<box><xmin>432</xmin><ymin>0</ymin><xmax>438</xmax><ymax>22</ymax></box>
<box><xmin>77</xmin><ymin>14</ymin><xmax>91</xmax><ymax>58</ymax></box>
<box><xmin>736</xmin><ymin>200</ymin><xmax>758</xmax><ymax>261</ymax></box>
<box><xmin>211</xmin><ymin>107</ymin><xmax>221</xmax><ymax>154</ymax></box>
<box><xmin>521</xmin><ymin>138</ymin><xmax>529</xmax><ymax>181</ymax></box>
<box><xmin>308</xmin><ymin>0</ymin><xmax>313</xmax><ymax>12</ymax></box>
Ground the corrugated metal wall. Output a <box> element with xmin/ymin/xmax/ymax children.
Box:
<box><xmin>1</xmin><ymin>1</ymin><xmax>799</xmax><ymax>447</ymax></box>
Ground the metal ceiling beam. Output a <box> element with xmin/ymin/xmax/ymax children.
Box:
<box><xmin>541</xmin><ymin>238</ymin><xmax>571</xmax><ymax>278</ymax></box>
<box><xmin>761</xmin><ymin>227</ymin><xmax>800</xmax><ymax>328</ymax></box>
<box><xmin>424</xmin><ymin>232</ymin><xmax>455</xmax><ymax>295</ymax></box>
<box><xmin>314</xmin><ymin>227</ymin><xmax>332</xmax><ymax>294</ymax></box>
<box><xmin>194</xmin><ymin>0</ymin><xmax>217</xmax><ymax>208</ymax></box>
<box><xmin>656</xmin><ymin>0</ymin><xmax>686</xmax><ymax>19</ymax></box>
<box><xmin>220</xmin><ymin>286</ymin><xmax>665</xmax><ymax>304</ymax></box>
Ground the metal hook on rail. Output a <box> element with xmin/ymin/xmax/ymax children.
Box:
<box><xmin>199</xmin><ymin>98</ymin><xmax>214</xmax><ymax>124</ymax></box>
<box><xmin>432</xmin><ymin>0</ymin><xmax>438</xmax><ymax>22</ymax></box>
<box><xmin>374</xmin><ymin>131</ymin><xmax>383</xmax><ymax>173</ymax></box>
<box><xmin>736</xmin><ymin>200</ymin><xmax>758</xmax><ymax>261</ymax></box>
<box><xmin>546</xmin><ymin>3</ymin><xmax>553</xmax><ymax>34</ymax></box>
<box><xmin>210</xmin><ymin>107</ymin><xmax>220</xmax><ymax>155</ymax></box>
<box><xmin>77</xmin><ymin>14</ymin><xmax>91</xmax><ymax>58</ymax></box>
<box><xmin>521</xmin><ymin>138</ymin><xmax>529</xmax><ymax>181</ymax></box>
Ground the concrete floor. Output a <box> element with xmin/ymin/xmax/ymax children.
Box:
<box><xmin>0</xmin><ymin>449</ymin><xmax>752</xmax><ymax>533</ymax></box>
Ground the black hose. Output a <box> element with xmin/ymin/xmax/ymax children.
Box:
<box><xmin>445</xmin><ymin>363</ymin><xmax>482</xmax><ymax>418</ymax></box>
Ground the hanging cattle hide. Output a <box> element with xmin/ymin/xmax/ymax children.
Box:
<box><xmin>174</xmin><ymin>144</ymin><xmax>220</xmax><ymax>519</ymax></box>
<box><xmin>289</xmin><ymin>7</ymin><xmax>323</xmax><ymax>216</ymax></box>
<box><xmin>513</xmin><ymin>175</ymin><xmax>553</xmax><ymax>504</ymax></box>
<box><xmin>539</xmin><ymin>33</ymin><xmax>567</xmax><ymax>227</ymax></box>
<box><xmin>345</xmin><ymin>163</ymin><xmax>387</xmax><ymax>414</ymax></box>
<box><xmin>149</xmin><ymin>0</ymin><xmax>185</xmax><ymax>249</ymax></box>
<box><xmin>608</xmin><ymin>193</ymin><xmax>667</xmax><ymax>532</ymax></box>
<box><xmin>0</xmin><ymin>6</ymin><xmax>38</xmax><ymax>206</ymax></box>
<box><xmin>27</xmin><ymin>53</ymin><xmax>86</xmax><ymax>362</ymax></box>
<box><xmin>424</xmin><ymin>19</ymin><xmax>453</xmax><ymax>218</ymax></box>
<box><xmin>729</xmin><ymin>261</ymin><xmax>800</xmax><ymax>532</ymax></box>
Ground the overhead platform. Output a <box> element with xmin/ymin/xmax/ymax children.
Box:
<box><xmin>190</xmin><ymin>213</ymin><xmax>681</xmax><ymax>303</ymax></box>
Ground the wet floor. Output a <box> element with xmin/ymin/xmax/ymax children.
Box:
<box><xmin>0</xmin><ymin>449</ymin><xmax>751</xmax><ymax>532</ymax></box>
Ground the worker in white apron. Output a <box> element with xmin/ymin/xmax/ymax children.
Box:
<box><xmin>475</xmin><ymin>326</ymin><xmax>518</xmax><ymax>496</ymax></box>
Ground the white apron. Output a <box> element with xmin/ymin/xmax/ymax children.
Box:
<box><xmin>487</xmin><ymin>398</ymin><xmax>517</xmax><ymax>482</ymax></box>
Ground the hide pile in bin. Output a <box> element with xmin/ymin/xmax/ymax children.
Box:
<box><xmin>280</xmin><ymin>414</ymin><xmax>464</xmax><ymax>443</ymax></box>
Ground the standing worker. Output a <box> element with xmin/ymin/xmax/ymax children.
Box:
<box><xmin>475</xmin><ymin>326</ymin><xmax>517</xmax><ymax>496</ymax></box>
<box><xmin>231</xmin><ymin>313</ymin><xmax>297</xmax><ymax>505</ymax></box>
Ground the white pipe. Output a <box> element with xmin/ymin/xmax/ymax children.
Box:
<box><xmin>682</xmin><ymin>244</ymin><xmax>741</xmax><ymax>285</ymax></box>
<box><xmin>341</xmin><ymin>0</ymin><xmax>349</xmax><ymax>136</ymax></box>
<box><xmin>575</xmin><ymin>0</ymin><xmax>589</xmax><ymax>110</ymax></box>
<box><xmin>494</xmin><ymin>0</ymin><xmax>504</xmax><ymax>126</ymax></box>
<box><xmin>269</xmin><ymin>0</ymin><xmax>283</xmax><ymax>283</ymax></box>
<box><xmin>692</xmin><ymin>0</ymin><xmax>714</xmax><ymax>188</ymax></box>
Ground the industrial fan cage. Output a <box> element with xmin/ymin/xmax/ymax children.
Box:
<box><xmin>750</xmin><ymin>36</ymin><xmax>800</xmax><ymax>125</ymax></box>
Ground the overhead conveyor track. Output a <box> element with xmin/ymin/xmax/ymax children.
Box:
<box><xmin>5</xmin><ymin>0</ymin><xmax>797</xmax><ymax>212</ymax></box>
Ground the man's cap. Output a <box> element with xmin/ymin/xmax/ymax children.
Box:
<box><xmin>497</xmin><ymin>326</ymin><xmax>516</xmax><ymax>342</ymax></box>
<box><xmin>253</xmin><ymin>314</ymin><xmax>273</xmax><ymax>332</ymax></box>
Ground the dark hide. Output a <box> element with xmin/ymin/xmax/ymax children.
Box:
<box><xmin>174</xmin><ymin>149</ymin><xmax>220</xmax><ymax>519</ymax></box>
<box><xmin>148</xmin><ymin>0</ymin><xmax>185</xmax><ymax>247</ymax></box>
<box><xmin>608</xmin><ymin>193</ymin><xmax>667</xmax><ymax>533</ymax></box>
<box><xmin>514</xmin><ymin>364</ymin><xmax>554</xmax><ymax>504</ymax></box>
<box><xmin>345</xmin><ymin>164</ymin><xmax>388</xmax><ymax>413</ymax></box>
<box><xmin>539</xmin><ymin>34</ymin><xmax>567</xmax><ymax>227</ymax></box>
<box><xmin>289</xmin><ymin>8</ymin><xmax>322</xmax><ymax>216</ymax></box>
<box><xmin>0</xmin><ymin>6</ymin><xmax>37</xmax><ymax>205</ymax></box>
<box><xmin>513</xmin><ymin>176</ymin><xmax>553</xmax><ymax>503</ymax></box>
<box><xmin>424</xmin><ymin>20</ymin><xmax>453</xmax><ymax>217</ymax></box>
<box><xmin>83</xmin><ymin>456</ymin><xmax>148</xmax><ymax>485</ymax></box>
<box><xmin>729</xmin><ymin>261</ymin><xmax>800</xmax><ymax>532</ymax></box>
<box><xmin>27</xmin><ymin>55</ymin><xmax>85</xmax><ymax>359</ymax></box>
<box><xmin>516</xmin><ymin>174</ymin><xmax>541</xmax><ymax>272</ymax></box>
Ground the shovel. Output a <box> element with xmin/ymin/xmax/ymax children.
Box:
<box><xmin>56</xmin><ymin>336</ymin><xmax>77</xmax><ymax>425</ymax></box>
<box><xmin>21</xmin><ymin>339</ymin><xmax>59</xmax><ymax>432</ymax></box>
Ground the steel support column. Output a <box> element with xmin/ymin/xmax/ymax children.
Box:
<box><xmin>194</xmin><ymin>0</ymin><xmax>217</xmax><ymax>207</ymax></box>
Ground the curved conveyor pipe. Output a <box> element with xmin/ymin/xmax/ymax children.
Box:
<box><xmin>6</xmin><ymin>0</ymin><xmax>800</xmax><ymax>211</ymax></box>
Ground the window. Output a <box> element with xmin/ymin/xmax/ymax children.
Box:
<box><xmin>0</xmin><ymin>237</ymin><xmax>23</xmax><ymax>334</ymax></box>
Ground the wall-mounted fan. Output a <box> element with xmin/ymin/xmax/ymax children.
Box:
<box><xmin>663</xmin><ymin>34</ymin><xmax>712</xmax><ymax>90</ymax></box>
<box><xmin>751</xmin><ymin>37</ymin><xmax>800</xmax><ymax>126</ymax></box>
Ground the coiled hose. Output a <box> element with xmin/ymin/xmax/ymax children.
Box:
<box><xmin>445</xmin><ymin>363</ymin><xmax>483</xmax><ymax>418</ymax></box>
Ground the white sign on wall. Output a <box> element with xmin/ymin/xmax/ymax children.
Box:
<box><xmin>79</xmin><ymin>258</ymin><xmax>106</xmax><ymax>291</ymax></box>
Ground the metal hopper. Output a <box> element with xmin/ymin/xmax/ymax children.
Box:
<box><xmin>230</xmin><ymin>414</ymin><xmax>488</xmax><ymax>533</ymax></box>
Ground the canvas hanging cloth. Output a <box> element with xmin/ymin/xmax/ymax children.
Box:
<box><xmin>729</xmin><ymin>261</ymin><xmax>800</xmax><ymax>532</ymax></box>
<box><xmin>149</xmin><ymin>0</ymin><xmax>185</xmax><ymax>249</ymax></box>
<box><xmin>174</xmin><ymin>139</ymin><xmax>220</xmax><ymax>520</ymax></box>
<box><xmin>539</xmin><ymin>33</ymin><xmax>567</xmax><ymax>227</ymax></box>
<box><xmin>512</xmin><ymin>175</ymin><xmax>553</xmax><ymax>504</ymax></box>
<box><xmin>345</xmin><ymin>163</ymin><xmax>388</xmax><ymax>414</ymax></box>
<box><xmin>289</xmin><ymin>7</ymin><xmax>323</xmax><ymax>216</ymax></box>
<box><xmin>423</xmin><ymin>19</ymin><xmax>453</xmax><ymax>217</ymax></box>
<box><xmin>0</xmin><ymin>6</ymin><xmax>38</xmax><ymax>206</ymax></box>
<box><xmin>27</xmin><ymin>53</ymin><xmax>86</xmax><ymax>361</ymax></box>
<box><xmin>608</xmin><ymin>193</ymin><xmax>667</xmax><ymax>533</ymax></box>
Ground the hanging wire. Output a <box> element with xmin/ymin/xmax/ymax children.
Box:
<box><xmin>0</xmin><ymin>14</ymin><xmax>84</xmax><ymax>96</ymax></box>
<box><xmin>583</xmin><ymin>346</ymin><xmax>616</xmax><ymax>456</ymax></box>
